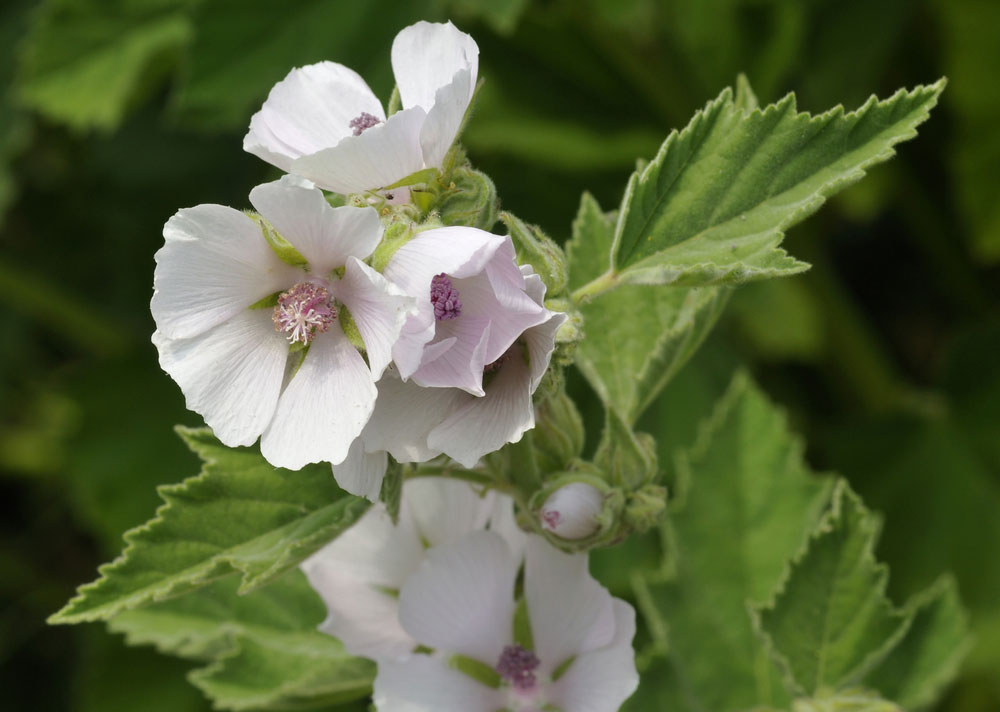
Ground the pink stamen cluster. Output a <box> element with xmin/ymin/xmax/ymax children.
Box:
<box><xmin>430</xmin><ymin>273</ymin><xmax>462</xmax><ymax>320</ymax></box>
<box><xmin>349</xmin><ymin>112</ymin><xmax>381</xmax><ymax>136</ymax></box>
<box><xmin>272</xmin><ymin>282</ymin><xmax>336</xmax><ymax>345</ymax></box>
<box><xmin>496</xmin><ymin>644</ymin><xmax>540</xmax><ymax>691</ymax></box>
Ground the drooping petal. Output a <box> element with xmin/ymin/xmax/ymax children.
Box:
<box><xmin>419</xmin><ymin>67</ymin><xmax>472</xmax><ymax>168</ymax></box>
<box><xmin>547</xmin><ymin>600</ymin><xmax>639</xmax><ymax>712</ymax></box>
<box><xmin>291</xmin><ymin>107</ymin><xmax>427</xmax><ymax>195</ymax></box>
<box><xmin>244</xmin><ymin>61</ymin><xmax>384</xmax><ymax>172</ymax></box>
<box><xmin>260</xmin><ymin>326</ymin><xmax>376</xmax><ymax>469</ymax></box>
<box><xmin>331</xmin><ymin>438</ymin><xmax>387</xmax><ymax>501</ymax></box>
<box><xmin>398</xmin><ymin>531</ymin><xmax>516</xmax><ymax>663</ymax></box>
<box><xmin>334</xmin><ymin>257</ymin><xmax>414</xmax><ymax>378</ymax></box>
<box><xmin>410</xmin><ymin>316</ymin><xmax>491</xmax><ymax>395</ymax></box>
<box><xmin>361</xmin><ymin>372</ymin><xmax>463</xmax><ymax>463</ymax></box>
<box><xmin>427</xmin><ymin>343</ymin><xmax>534</xmax><ymax>468</ymax></box>
<box><xmin>249</xmin><ymin>176</ymin><xmax>384</xmax><ymax>273</ymax></box>
<box><xmin>391</xmin><ymin>21</ymin><xmax>478</xmax><ymax>113</ymax></box>
<box><xmin>152</xmin><ymin>205</ymin><xmax>296</xmax><ymax>340</ymax></box>
<box><xmin>404</xmin><ymin>478</ymin><xmax>495</xmax><ymax>548</ymax></box>
<box><xmin>152</xmin><ymin>310</ymin><xmax>288</xmax><ymax>447</ymax></box>
<box><xmin>374</xmin><ymin>655</ymin><xmax>503</xmax><ymax>712</ymax></box>
<box><xmin>523</xmin><ymin>536</ymin><xmax>616</xmax><ymax>674</ymax></box>
<box><xmin>523</xmin><ymin>310</ymin><xmax>567</xmax><ymax>391</ymax></box>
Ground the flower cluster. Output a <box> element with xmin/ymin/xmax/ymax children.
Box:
<box><xmin>151</xmin><ymin>19</ymin><xmax>638</xmax><ymax>711</ymax></box>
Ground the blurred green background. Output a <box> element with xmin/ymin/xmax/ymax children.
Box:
<box><xmin>1</xmin><ymin>0</ymin><xmax>997</xmax><ymax>710</ymax></box>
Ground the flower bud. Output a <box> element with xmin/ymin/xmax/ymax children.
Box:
<box><xmin>540</xmin><ymin>482</ymin><xmax>605</xmax><ymax>540</ymax></box>
<box><xmin>533</xmin><ymin>388</ymin><xmax>584</xmax><ymax>473</ymax></box>
<box><xmin>501</xmin><ymin>211</ymin><xmax>568</xmax><ymax>297</ymax></box>
<box><xmin>437</xmin><ymin>166</ymin><xmax>498</xmax><ymax>230</ymax></box>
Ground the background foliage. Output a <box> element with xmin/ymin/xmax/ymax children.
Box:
<box><xmin>1</xmin><ymin>0</ymin><xmax>998</xmax><ymax>710</ymax></box>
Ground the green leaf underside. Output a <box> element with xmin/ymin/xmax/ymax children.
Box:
<box><xmin>111</xmin><ymin>574</ymin><xmax>373</xmax><ymax>710</ymax></box>
<box><xmin>752</xmin><ymin>482</ymin><xmax>910</xmax><ymax>696</ymax></box>
<box><xmin>610</xmin><ymin>80</ymin><xmax>945</xmax><ymax>287</ymax></box>
<box><xmin>17</xmin><ymin>0</ymin><xmax>193</xmax><ymax>131</ymax></box>
<box><xmin>50</xmin><ymin>427</ymin><xmax>370</xmax><ymax>624</ymax></box>
<box><xmin>634</xmin><ymin>372</ymin><xmax>834</xmax><ymax>711</ymax></box>
<box><xmin>568</xmin><ymin>192</ymin><xmax>729</xmax><ymax>422</ymax></box>
<box><xmin>861</xmin><ymin>576</ymin><xmax>971</xmax><ymax>709</ymax></box>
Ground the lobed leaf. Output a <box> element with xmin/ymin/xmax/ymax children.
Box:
<box><xmin>568</xmin><ymin>192</ymin><xmax>728</xmax><ymax>422</ymax></box>
<box><xmin>606</xmin><ymin>80</ymin><xmax>944</xmax><ymax>287</ymax></box>
<box><xmin>752</xmin><ymin>482</ymin><xmax>910</xmax><ymax>696</ymax></box>
<box><xmin>633</xmin><ymin>371</ymin><xmax>834</xmax><ymax>710</ymax></box>
<box><xmin>50</xmin><ymin>427</ymin><xmax>370</xmax><ymax>624</ymax></box>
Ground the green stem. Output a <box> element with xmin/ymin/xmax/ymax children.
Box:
<box><xmin>570</xmin><ymin>269</ymin><xmax>620</xmax><ymax>305</ymax></box>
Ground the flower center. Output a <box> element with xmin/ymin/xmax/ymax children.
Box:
<box><xmin>349</xmin><ymin>112</ymin><xmax>381</xmax><ymax>136</ymax></box>
<box><xmin>496</xmin><ymin>644</ymin><xmax>540</xmax><ymax>691</ymax></box>
<box><xmin>430</xmin><ymin>273</ymin><xmax>462</xmax><ymax>320</ymax></box>
<box><xmin>272</xmin><ymin>282</ymin><xmax>336</xmax><ymax>345</ymax></box>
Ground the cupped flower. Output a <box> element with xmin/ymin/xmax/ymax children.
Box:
<box><xmin>151</xmin><ymin>175</ymin><xmax>412</xmax><ymax>472</ymax></box>
<box><xmin>330</xmin><ymin>260</ymin><xmax>566</xmax><ymax>496</ymax></box>
<box><xmin>244</xmin><ymin>21</ymin><xmax>478</xmax><ymax>195</ymax></box>
<box><xmin>301</xmin><ymin>478</ymin><xmax>527</xmax><ymax>660</ymax></box>
<box><xmin>373</xmin><ymin>532</ymin><xmax>639</xmax><ymax>712</ymax></box>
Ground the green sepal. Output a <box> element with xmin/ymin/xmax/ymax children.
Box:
<box><xmin>337</xmin><ymin>304</ymin><xmax>365</xmax><ymax>352</ymax></box>
<box><xmin>437</xmin><ymin>166</ymin><xmax>498</xmax><ymax>230</ymax></box>
<box><xmin>501</xmin><ymin>211</ymin><xmax>569</xmax><ymax>296</ymax></box>
<box><xmin>383</xmin><ymin>167</ymin><xmax>441</xmax><ymax>191</ymax></box>
<box><xmin>387</xmin><ymin>85</ymin><xmax>401</xmax><ymax>116</ymax></box>
<box><xmin>449</xmin><ymin>654</ymin><xmax>502</xmax><ymax>689</ymax></box>
<box><xmin>370</xmin><ymin>221</ymin><xmax>415</xmax><ymax>273</ymax></box>
<box><xmin>249</xmin><ymin>212</ymin><xmax>309</xmax><ymax>267</ymax></box>
<box><xmin>512</xmin><ymin>597</ymin><xmax>534</xmax><ymax>651</ymax></box>
<box><xmin>380</xmin><ymin>457</ymin><xmax>404</xmax><ymax>524</ymax></box>
<box><xmin>248</xmin><ymin>291</ymin><xmax>280</xmax><ymax>309</ymax></box>
<box><xmin>593</xmin><ymin>408</ymin><xmax>658</xmax><ymax>490</ymax></box>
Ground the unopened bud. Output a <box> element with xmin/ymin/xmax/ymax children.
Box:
<box><xmin>501</xmin><ymin>212</ymin><xmax>568</xmax><ymax>297</ymax></box>
<box><xmin>540</xmin><ymin>482</ymin><xmax>605</xmax><ymax>540</ymax></box>
<box><xmin>437</xmin><ymin>167</ymin><xmax>498</xmax><ymax>230</ymax></box>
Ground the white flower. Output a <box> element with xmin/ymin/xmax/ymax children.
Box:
<box><xmin>301</xmin><ymin>478</ymin><xmax>527</xmax><ymax>659</ymax></box>
<box><xmin>151</xmin><ymin>175</ymin><xmax>412</xmax><ymax>472</ymax></box>
<box><xmin>329</xmin><ymin>256</ymin><xmax>566</xmax><ymax>496</ymax></box>
<box><xmin>244</xmin><ymin>21</ymin><xmax>478</xmax><ymax>195</ymax></box>
<box><xmin>541</xmin><ymin>483</ymin><xmax>605</xmax><ymax>540</ymax></box>
<box><xmin>373</xmin><ymin>532</ymin><xmax>639</xmax><ymax>712</ymax></box>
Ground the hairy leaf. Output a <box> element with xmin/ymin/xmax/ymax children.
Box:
<box><xmin>50</xmin><ymin>427</ymin><xmax>370</xmax><ymax>623</ymax></box>
<box><xmin>633</xmin><ymin>372</ymin><xmax>834</xmax><ymax>710</ymax></box>
<box><xmin>111</xmin><ymin>574</ymin><xmax>373</xmax><ymax>710</ymax></box>
<box><xmin>606</xmin><ymin>81</ymin><xmax>944</xmax><ymax>287</ymax></box>
<box><xmin>752</xmin><ymin>482</ymin><xmax>910</xmax><ymax>696</ymax></box>
<box><xmin>568</xmin><ymin>192</ymin><xmax>729</xmax><ymax>422</ymax></box>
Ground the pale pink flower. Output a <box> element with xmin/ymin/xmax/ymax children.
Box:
<box><xmin>301</xmin><ymin>478</ymin><xmax>527</xmax><ymax>660</ymax></box>
<box><xmin>151</xmin><ymin>175</ymin><xmax>412</xmax><ymax>473</ymax></box>
<box><xmin>373</xmin><ymin>532</ymin><xmax>639</xmax><ymax>711</ymax></box>
<box><xmin>244</xmin><ymin>21</ymin><xmax>478</xmax><ymax>195</ymax></box>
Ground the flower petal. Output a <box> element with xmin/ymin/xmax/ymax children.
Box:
<box><xmin>335</xmin><ymin>257</ymin><xmax>414</xmax><ymax>378</ymax></box>
<box><xmin>291</xmin><ymin>106</ymin><xmax>427</xmax><ymax>195</ymax></box>
<box><xmin>404</xmin><ymin>478</ymin><xmax>495</xmax><ymax>548</ymax></box>
<box><xmin>410</xmin><ymin>316</ymin><xmax>491</xmax><ymax>395</ymax></box>
<box><xmin>244</xmin><ymin>61</ymin><xmax>384</xmax><ymax>171</ymax></box>
<box><xmin>523</xmin><ymin>311</ymin><xmax>567</xmax><ymax>391</ymax></box>
<box><xmin>260</xmin><ymin>326</ymin><xmax>376</xmax><ymax>469</ymax></box>
<box><xmin>524</xmin><ymin>536</ymin><xmax>616</xmax><ymax>673</ymax></box>
<box><xmin>427</xmin><ymin>342</ymin><xmax>533</xmax><ymax>468</ymax></box>
<box><xmin>398</xmin><ymin>530</ymin><xmax>516</xmax><ymax>662</ymax></box>
<box><xmin>152</xmin><ymin>310</ymin><xmax>288</xmax><ymax>447</ymax></box>
<box><xmin>332</xmin><ymin>437</ymin><xmax>387</xmax><ymax>501</ymax></box>
<box><xmin>547</xmin><ymin>600</ymin><xmax>639</xmax><ymax>712</ymax></box>
<box><xmin>374</xmin><ymin>655</ymin><xmax>503</xmax><ymax>712</ymax></box>
<box><xmin>152</xmin><ymin>204</ymin><xmax>296</xmax><ymax>340</ymax></box>
<box><xmin>361</xmin><ymin>373</ymin><xmax>463</xmax><ymax>463</ymax></box>
<box><xmin>391</xmin><ymin>21</ymin><xmax>478</xmax><ymax>113</ymax></box>
<box><xmin>249</xmin><ymin>176</ymin><xmax>384</xmax><ymax>273</ymax></box>
<box><xmin>488</xmin><ymin>494</ymin><xmax>529</xmax><ymax>564</ymax></box>
<box><xmin>419</xmin><ymin>67</ymin><xmax>472</xmax><ymax>168</ymax></box>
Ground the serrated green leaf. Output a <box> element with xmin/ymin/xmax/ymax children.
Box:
<box><xmin>633</xmin><ymin>371</ymin><xmax>834</xmax><ymax>711</ymax></box>
<box><xmin>568</xmin><ymin>193</ymin><xmax>730</xmax><ymax>422</ymax></box>
<box><xmin>753</xmin><ymin>482</ymin><xmax>911</xmax><ymax>696</ymax></box>
<box><xmin>16</xmin><ymin>0</ymin><xmax>192</xmax><ymax>131</ymax></box>
<box><xmin>791</xmin><ymin>691</ymin><xmax>902</xmax><ymax>712</ymax></box>
<box><xmin>862</xmin><ymin>576</ymin><xmax>971</xmax><ymax>710</ymax></box>
<box><xmin>50</xmin><ymin>427</ymin><xmax>370</xmax><ymax>624</ymax></box>
<box><xmin>605</xmin><ymin>81</ymin><xmax>944</xmax><ymax>288</ymax></box>
<box><xmin>111</xmin><ymin>573</ymin><xmax>373</xmax><ymax>710</ymax></box>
